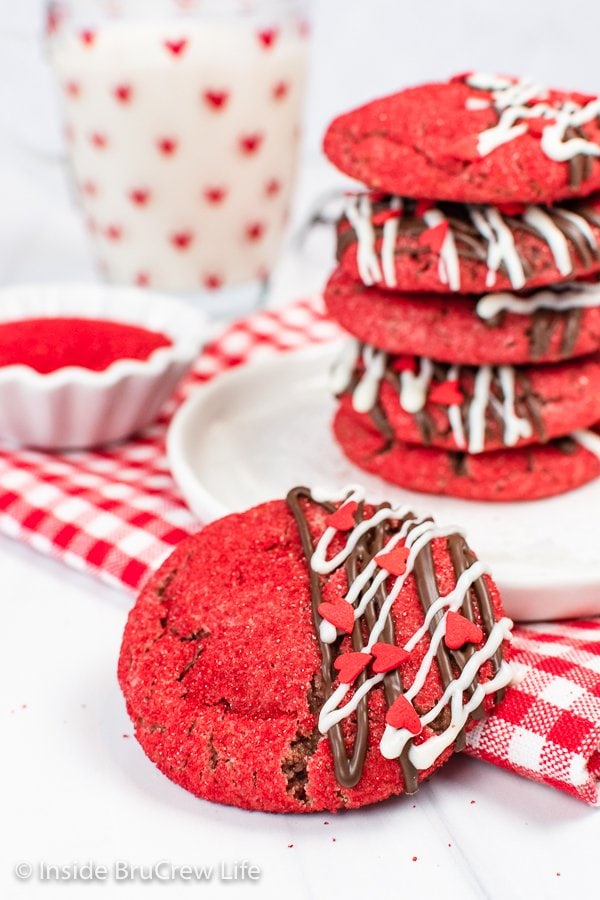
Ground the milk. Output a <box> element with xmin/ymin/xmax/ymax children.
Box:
<box><xmin>51</xmin><ymin>19</ymin><xmax>308</xmax><ymax>295</ymax></box>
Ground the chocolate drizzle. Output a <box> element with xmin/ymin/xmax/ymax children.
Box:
<box><xmin>286</xmin><ymin>486</ymin><xmax>507</xmax><ymax>793</ymax></box>
<box><xmin>337</xmin><ymin>194</ymin><xmax>600</xmax><ymax>287</ymax></box>
<box><xmin>341</xmin><ymin>346</ymin><xmax>546</xmax><ymax>453</ymax></box>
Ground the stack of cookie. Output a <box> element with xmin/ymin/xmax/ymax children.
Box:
<box><xmin>322</xmin><ymin>73</ymin><xmax>600</xmax><ymax>501</ymax></box>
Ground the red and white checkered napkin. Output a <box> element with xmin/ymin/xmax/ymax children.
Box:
<box><xmin>0</xmin><ymin>296</ymin><xmax>597</xmax><ymax>804</ymax></box>
<box><xmin>465</xmin><ymin>620</ymin><xmax>600</xmax><ymax>804</ymax></box>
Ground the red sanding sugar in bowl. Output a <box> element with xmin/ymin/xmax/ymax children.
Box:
<box><xmin>0</xmin><ymin>317</ymin><xmax>172</xmax><ymax>373</ymax></box>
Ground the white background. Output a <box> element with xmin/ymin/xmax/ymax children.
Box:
<box><xmin>2</xmin><ymin>2</ymin><xmax>600</xmax><ymax>899</ymax></box>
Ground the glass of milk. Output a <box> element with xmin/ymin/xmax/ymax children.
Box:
<box><xmin>47</xmin><ymin>0</ymin><xmax>310</xmax><ymax>316</ymax></box>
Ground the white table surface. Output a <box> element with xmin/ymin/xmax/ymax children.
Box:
<box><xmin>1</xmin><ymin>67</ymin><xmax>599</xmax><ymax>900</ymax></box>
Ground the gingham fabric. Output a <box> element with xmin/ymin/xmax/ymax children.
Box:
<box><xmin>0</xmin><ymin>296</ymin><xmax>598</xmax><ymax>804</ymax></box>
<box><xmin>465</xmin><ymin>620</ymin><xmax>600</xmax><ymax>804</ymax></box>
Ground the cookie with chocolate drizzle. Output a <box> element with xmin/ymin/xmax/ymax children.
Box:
<box><xmin>333</xmin><ymin>340</ymin><xmax>600</xmax><ymax>454</ymax></box>
<box><xmin>324</xmin><ymin>74</ymin><xmax>600</xmax><ymax>204</ymax></box>
<box><xmin>337</xmin><ymin>191</ymin><xmax>600</xmax><ymax>295</ymax></box>
<box><xmin>334</xmin><ymin>405</ymin><xmax>600</xmax><ymax>501</ymax></box>
<box><xmin>118</xmin><ymin>486</ymin><xmax>513</xmax><ymax>812</ymax></box>
<box><xmin>324</xmin><ymin>268</ymin><xmax>600</xmax><ymax>365</ymax></box>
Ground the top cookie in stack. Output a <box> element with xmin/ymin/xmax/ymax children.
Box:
<box><xmin>322</xmin><ymin>73</ymin><xmax>600</xmax><ymax>501</ymax></box>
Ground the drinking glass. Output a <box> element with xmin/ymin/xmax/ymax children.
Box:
<box><xmin>47</xmin><ymin>0</ymin><xmax>310</xmax><ymax>315</ymax></box>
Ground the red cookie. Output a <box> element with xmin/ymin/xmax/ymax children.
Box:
<box><xmin>334</xmin><ymin>405</ymin><xmax>600</xmax><ymax>502</ymax></box>
<box><xmin>335</xmin><ymin>344</ymin><xmax>600</xmax><ymax>454</ymax></box>
<box><xmin>324</xmin><ymin>269</ymin><xmax>600</xmax><ymax>365</ymax></box>
<box><xmin>324</xmin><ymin>74</ymin><xmax>600</xmax><ymax>204</ymax></box>
<box><xmin>118</xmin><ymin>488</ymin><xmax>513</xmax><ymax>812</ymax></box>
<box><xmin>337</xmin><ymin>193</ymin><xmax>600</xmax><ymax>294</ymax></box>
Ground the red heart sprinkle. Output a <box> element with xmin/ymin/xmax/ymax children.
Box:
<box><xmin>239</xmin><ymin>133</ymin><xmax>263</xmax><ymax>155</ymax></box>
<box><xmin>129</xmin><ymin>188</ymin><xmax>150</xmax><ymax>206</ymax></box>
<box><xmin>170</xmin><ymin>231</ymin><xmax>194</xmax><ymax>250</ymax></box>
<box><xmin>272</xmin><ymin>80</ymin><xmax>289</xmax><ymax>101</ymax></box>
<box><xmin>81</xmin><ymin>180</ymin><xmax>97</xmax><ymax>197</ymax></box>
<box><xmin>391</xmin><ymin>355</ymin><xmax>418</xmax><ymax>374</ymax></box>
<box><xmin>135</xmin><ymin>272</ymin><xmax>150</xmax><ymax>287</ymax></box>
<box><xmin>372</xmin><ymin>209</ymin><xmax>403</xmax><ymax>226</ymax></box>
<box><xmin>105</xmin><ymin>225</ymin><xmax>122</xmax><ymax>241</ymax></box>
<box><xmin>265</xmin><ymin>178</ymin><xmax>281</xmax><ymax>197</ymax></box>
<box><xmin>446</xmin><ymin>134</ymin><xmax>481</xmax><ymax>161</ymax></box>
<box><xmin>371</xmin><ymin>642</ymin><xmax>410</xmax><ymax>674</ymax></box>
<box><xmin>203</xmin><ymin>274</ymin><xmax>223</xmax><ymax>291</ymax></box>
<box><xmin>65</xmin><ymin>81</ymin><xmax>80</xmax><ymax>98</ymax></box>
<box><xmin>257</xmin><ymin>28</ymin><xmax>279</xmax><ymax>49</ymax></box>
<box><xmin>386</xmin><ymin>695</ymin><xmax>422</xmax><ymax>734</ymax></box>
<box><xmin>157</xmin><ymin>137</ymin><xmax>178</xmax><ymax>156</ymax></box>
<box><xmin>80</xmin><ymin>29</ymin><xmax>95</xmax><ymax>46</ymax></box>
<box><xmin>429</xmin><ymin>379</ymin><xmax>463</xmax><ymax>407</ymax></box>
<box><xmin>204</xmin><ymin>186</ymin><xmax>227</xmax><ymax>204</ymax></box>
<box><xmin>414</xmin><ymin>200</ymin><xmax>435</xmax><ymax>217</ymax></box>
<box><xmin>46</xmin><ymin>7</ymin><xmax>62</xmax><ymax>34</ymax></box>
<box><xmin>445</xmin><ymin>611</ymin><xmax>484</xmax><ymax>650</ymax></box>
<box><xmin>418</xmin><ymin>221</ymin><xmax>449</xmax><ymax>254</ymax></box>
<box><xmin>325</xmin><ymin>500</ymin><xmax>358</xmax><ymax>531</ymax></box>
<box><xmin>496</xmin><ymin>202</ymin><xmax>526</xmax><ymax>217</ymax></box>
<box><xmin>317</xmin><ymin>602</ymin><xmax>354</xmax><ymax>635</ymax></box>
<box><xmin>90</xmin><ymin>132</ymin><xmax>107</xmax><ymax>149</ymax></box>
<box><xmin>375</xmin><ymin>545</ymin><xmax>410</xmax><ymax>577</ymax></box>
<box><xmin>113</xmin><ymin>84</ymin><xmax>132</xmax><ymax>103</ymax></box>
<box><xmin>571</xmin><ymin>91</ymin><xmax>597</xmax><ymax>106</ymax></box>
<box><xmin>450</xmin><ymin>71</ymin><xmax>474</xmax><ymax>83</ymax></box>
<box><xmin>245</xmin><ymin>222</ymin><xmax>265</xmax><ymax>242</ymax></box>
<box><xmin>203</xmin><ymin>89</ymin><xmax>229</xmax><ymax>110</ymax></box>
<box><xmin>164</xmin><ymin>38</ymin><xmax>188</xmax><ymax>56</ymax></box>
<box><xmin>334</xmin><ymin>651</ymin><xmax>371</xmax><ymax>685</ymax></box>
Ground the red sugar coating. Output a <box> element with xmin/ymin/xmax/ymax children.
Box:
<box><xmin>324</xmin><ymin>78</ymin><xmax>600</xmax><ymax>203</ymax></box>
<box><xmin>0</xmin><ymin>318</ymin><xmax>172</xmax><ymax>373</ymax></box>
<box><xmin>338</xmin><ymin>353</ymin><xmax>600</xmax><ymax>453</ymax></box>
<box><xmin>324</xmin><ymin>269</ymin><xmax>600</xmax><ymax>365</ymax></box>
<box><xmin>118</xmin><ymin>498</ymin><xmax>507</xmax><ymax>813</ymax></box>
<box><xmin>336</xmin><ymin>198</ymin><xmax>600</xmax><ymax>295</ymax></box>
<box><xmin>334</xmin><ymin>405</ymin><xmax>600</xmax><ymax>502</ymax></box>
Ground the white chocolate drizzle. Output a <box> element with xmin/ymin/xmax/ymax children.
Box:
<box><xmin>523</xmin><ymin>206</ymin><xmax>573</xmax><ymax>275</ymax></box>
<box><xmin>571</xmin><ymin>429</ymin><xmax>600</xmax><ymax>460</ymax></box>
<box><xmin>423</xmin><ymin>208</ymin><xmax>461</xmax><ymax>291</ymax></box>
<box><xmin>381</xmin><ymin>196</ymin><xmax>403</xmax><ymax>287</ymax></box>
<box><xmin>469</xmin><ymin>206</ymin><xmax>526</xmax><ymax>289</ymax></box>
<box><xmin>309</xmin><ymin>485</ymin><xmax>515</xmax><ymax>768</ymax></box>
<box><xmin>445</xmin><ymin>364</ymin><xmax>466</xmax><ymax>449</ymax></box>
<box><xmin>399</xmin><ymin>358</ymin><xmax>434</xmax><ymax>413</ymax></box>
<box><xmin>464</xmin><ymin>73</ymin><xmax>600</xmax><ymax>163</ymax></box>
<box><xmin>476</xmin><ymin>282</ymin><xmax>600</xmax><ymax>320</ymax></box>
<box><xmin>344</xmin><ymin>195</ymin><xmax>382</xmax><ymax>285</ymax></box>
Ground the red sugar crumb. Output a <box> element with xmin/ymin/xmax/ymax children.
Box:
<box><xmin>332</xmin><ymin>838</ymin><xmax>336</xmax><ymax>843</ymax></box>
<box><xmin>323</xmin><ymin>821</ymin><xmax>330</xmax><ymax>826</ymax></box>
<box><xmin>470</xmin><ymin>800</ymin><xmax>476</xmax><ymax>805</ymax></box>
<box><xmin>122</xmin><ymin>733</ymin><xmax>130</xmax><ymax>739</ymax></box>
<box><xmin>412</xmin><ymin>856</ymin><xmax>418</xmax><ymax>862</ymax></box>
<box><xmin>0</xmin><ymin>318</ymin><xmax>172</xmax><ymax>373</ymax></box>
<box><xmin>287</xmin><ymin>844</ymin><xmax>294</xmax><ymax>849</ymax></box>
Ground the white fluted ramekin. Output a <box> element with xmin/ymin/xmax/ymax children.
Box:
<box><xmin>0</xmin><ymin>283</ymin><xmax>206</xmax><ymax>450</ymax></box>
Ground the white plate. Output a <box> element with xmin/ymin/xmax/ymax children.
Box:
<box><xmin>167</xmin><ymin>342</ymin><xmax>600</xmax><ymax>623</ymax></box>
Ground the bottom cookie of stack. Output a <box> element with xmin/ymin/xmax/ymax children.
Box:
<box><xmin>334</xmin><ymin>404</ymin><xmax>600</xmax><ymax>501</ymax></box>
